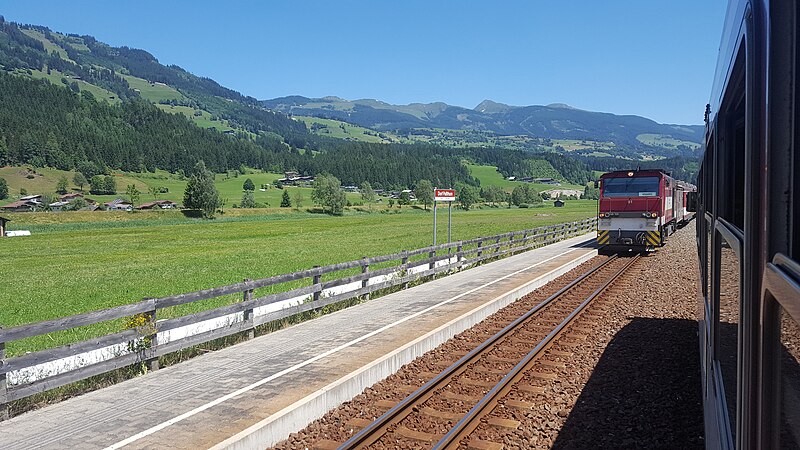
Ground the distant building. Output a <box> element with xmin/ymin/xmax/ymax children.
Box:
<box><xmin>59</xmin><ymin>193</ymin><xmax>85</xmax><ymax>202</ymax></box>
<box><xmin>48</xmin><ymin>201</ymin><xmax>71</xmax><ymax>212</ymax></box>
<box><xmin>137</xmin><ymin>200</ymin><xmax>178</xmax><ymax>210</ymax></box>
<box><xmin>104</xmin><ymin>199</ymin><xmax>133</xmax><ymax>211</ymax></box>
<box><xmin>0</xmin><ymin>216</ymin><xmax>9</xmax><ymax>236</ymax></box>
<box><xmin>544</xmin><ymin>189</ymin><xmax>583</xmax><ymax>199</ymax></box>
<box><xmin>533</xmin><ymin>178</ymin><xmax>561</xmax><ymax>186</ymax></box>
<box><xmin>278</xmin><ymin>172</ymin><xmax>315</xmax><ymax>186</ymax></box>
<box><xmin>1</xmin><ymin>199</ymin><xmax>39</xmax><ymax>212</ymax></box>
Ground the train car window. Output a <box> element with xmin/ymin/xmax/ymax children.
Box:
<box><xmin>780</xmin><ymin>308</ymin><xmax>800</xmax><ymax>449</ymax></box>
<box><xmin>717</xmin><ymin>234</ymin><xmax>741</xmax><ymax>437</ymax></box>
<box><xmin>718</xmin><ymin>46</ymin><xmax>746</xmax><ymax>232</ymax></box>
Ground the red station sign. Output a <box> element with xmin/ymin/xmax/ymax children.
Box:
<box><xmin>434</xmin><ymin>188</ymin><xmax>456</xmax><ymax>202</ymax></box>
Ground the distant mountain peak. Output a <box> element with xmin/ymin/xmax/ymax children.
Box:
<box><xmin>546</xmin><ymin>103</ymin><xmax>578</xmax><ymax>110</ymax></box>
<box><xmin>474</xmin><ymin>99</ymin><xmax>513</xmax><ymax>114</ymax></box>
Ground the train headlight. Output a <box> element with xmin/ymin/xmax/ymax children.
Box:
<box><xmin>651</xmin><ymin>212</ymin><xmax>657</xmax><ymax>218</ymax></box>
<box><xmin>599</xmin><ymin>213</ymin><xmax>606</xmax><ymax>218</ymax></box>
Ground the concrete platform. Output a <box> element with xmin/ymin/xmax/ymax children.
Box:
<box><xmin>0</xmin><ymin>233</ymin><xmax>598</xmax><ymax>450</ymax></box>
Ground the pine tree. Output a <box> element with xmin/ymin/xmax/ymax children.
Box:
<box><xmin>280</xmin><ymin>189</ymin><xmax>291</xmax><ymax>207</ymax></box>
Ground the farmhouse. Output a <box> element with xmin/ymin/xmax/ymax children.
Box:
<box><xmin>48</xmin><ymin>201</ymin><xmax>71</xmax><ymax>211</ymax></box>
<box><xmin>278</xmin><ymin>172</ymin><xmax>315</xmax><ymax>186</ymax></box>
<box><xmin>533</xmin><ymin>178</ymin><xmax>561</xmax><ymax>186</ymax></box>
<box><xmin>59</xmin><ymin>193</ymin><xmax>86</xmax><ymax>202</ymax></box>
<box><xmin>543</xmin><ymin>189</ymin><xmax>583</xmax><ymax>199</ymax></box>
<box><xmin>104</xmin><ymin>199</ymin><xmax>133</xmax><ymax>211</ymax></box>
<box><xmin>137</xmin><ymin>200</ymin><xmax>178</xmax><ymax>210</ymax></box>
<box><xmin>0</xmin><ymin>199</ymin><xmax>40</xmax><ymax>212</ymax></box>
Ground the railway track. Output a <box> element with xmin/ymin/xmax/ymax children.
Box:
<box><xmin>336</xmin><ymin>254</ymin><xmax>641</xmax><ymax>450</ymax></box>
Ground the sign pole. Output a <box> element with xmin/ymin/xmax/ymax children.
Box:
<box><xmin>433</xmin><ymin>199</ymin><xmax>437</xmax><ymax>246</ymax></box>
<box><xmin>433</xmin><ymin>188</ymin><xmax>456</xmax><ymax>247</ymax></box>
<box><xmin>448</xmin><ymin>201</ymin><xmax>452</xmax><ymax>245</ymax></box>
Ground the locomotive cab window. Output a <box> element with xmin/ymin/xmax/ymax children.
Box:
<box><xmin>601</xmin><ymin>176</ymin><xmax>660</xmax><ymax>197</ymax></box>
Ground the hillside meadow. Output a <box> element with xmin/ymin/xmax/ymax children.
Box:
<box><xmin>1</xmin><ymin>201</ymin><xmax>596</xmax><ymax>354</ymax></box>
<box><xmin>0</xmin><ymin>167</ymin><xmax>360</xmax><ymax>209</ymax></box>
<box><xmin>1</xmin><ymin>162</ymin><xmax>581</xmax><ymax>211</ymax></box>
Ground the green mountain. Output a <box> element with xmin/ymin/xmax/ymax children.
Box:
<box><xmin>0</xmin><ymin>19</ymin><xmax>307</xmax><ymax>139</ymax></box>
<box><xmin>262</xmin><ymin>96</ymin><xmax>704</xmax><ymax>159</ymax></box>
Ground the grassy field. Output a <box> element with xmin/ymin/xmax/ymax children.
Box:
<box><xmin>1</xmin><ymin>201</ymin><xmax>596</xmax><ymax>354</ymax></box>
<box><xmin>297</xmin><ymin>116</ymin><xmax>397</xmax><ymax>143</ymax></box>
<box><xmin>636</xmin><ymin>133</ymin><xmax>701</xmax><ymax>150</ymax></box>
<box><xmin>467</xmin><ymin>164</ymin><xmax>584</xmax><ymax>191</ymax></box>
<box><xmin>22</xmin><ymin>68</ymin><xmax>120</xmax><ymax>103</ymax></box>
<box><xmin>0</xmin><ymin>167</ymin><xmax>363</xmax><ymax>209</ymax></box>
<box><xmin>20</xmin><ymin>28</ymin><xmax>73</xmax><ymax>62</ymax></box>
<box><xmin>550</xmin><ymin>139</ymin><xmax>617</xmax><ymax>152</ymax></box>
<box><xmin>122</xmin><ymin>75</ymin><xmax>187</xmax><ymax>103</ymax></box>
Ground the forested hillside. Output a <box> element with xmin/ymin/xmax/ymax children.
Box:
<box><xmin>0</xmin><ymin>72</ymin><xmax>290</xmax><ymax>173</ymax></box>
<box><xmin>0</xmin><ymin>71</ymin><xmax>481</xmax><ymax>187</ymax></box>
<box><xmin>0</xmin><ymin>19</ymin><xmax>307</xmax><ymax>137</ymax></box>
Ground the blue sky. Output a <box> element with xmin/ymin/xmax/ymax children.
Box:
<box><xmin>1</xmin><ymin>1</ymin><xmax>727</xmax><ymax>125</ymax></box>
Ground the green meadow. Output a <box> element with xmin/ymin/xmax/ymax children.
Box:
<box><xmin>466</xmin><ymin>164</ymin><xmax>584</xmax><ymax>191</ymax></box>
<box><xmin>0</xmin><ymin>167</ymin><xmax>356</xmax><ymax>209</ymax></box>
<box><xmin>1</xmin><ymin>201</ymin><xmax>596</xmax><ymax>354</ymax></box>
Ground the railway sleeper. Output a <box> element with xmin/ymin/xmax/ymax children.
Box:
<box><xmin>487</xmin><ymin>417</ymin><xmax>521</xmax><ymax>430</ymax></box>
<box><xmin>440</xmin><ymin>390</ymin><xmax>483</xmax><ymax>403</ymax></box>
<box><xmin>528</xmin><ymin>371</ymin><xmax>558</xmax><ymax>380</ymax></box>
<box><xmin>517</xmin><ymin>383</ymin><xmax>546</xmax><ymax>394</ymax></box>
<box><xmin>467</xmin><ymin>439</ymin><xmax>505</xmax><ymax>450</ymax></box>
<box><xmin>539</xmin><ymin>360</ymin><xmax>567</xmax><ymax>369</ymax></box>
<box><xmin>421</xmin><ymin>407</ymin><xmax>463</xmax><ymax>420</ymax></box>
<box><xmin>345</xmin><ymin>417</ymin><xmax>374</xmax><ymax>431</ymax></box>
<box><xmin>311</xmin><ymin>439</ymin><xmax>341</xmax><ymax>450</ymax></box>
<box><xmin>462</xmin><ymin>377</ymin><xmax>498</xmax><ymax>388</ymax></box>
<box><xmin>394</xmin><ymin>425</ymin><xmax>442</xmax><ymax>443</ymax></box>
<box><xmin>503</xmin><ymin>399</ymin><xmax>536</xmax><ymax>410</ymax></box>
<box><xmin>484</xmin><ymin>354</ymin><xmax>522</xmax><ymax>364</ymax></box>
<box><xmin>473</xmin><ymin>365</ymin><xmax>510</xmax><ymax>375</ymax></box>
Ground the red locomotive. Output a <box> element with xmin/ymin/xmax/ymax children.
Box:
<box><xmin>596</xmin><ymin>169</ymin><xmax>695</xmax><ymax>251</ymax></box>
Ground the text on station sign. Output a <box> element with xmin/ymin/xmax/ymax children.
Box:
<box><xmin>434</xmin><ymin>189</ymin><xmax>456</xmax><ymax>201</ymax></box>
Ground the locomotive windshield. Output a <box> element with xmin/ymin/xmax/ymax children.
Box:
<box><xmin>601</xmin><ymin>176</ymin><xmax>660</xmax><ymax>197</ymax></box>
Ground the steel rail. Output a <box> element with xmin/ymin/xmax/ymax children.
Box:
<box><xmin>337</xmin><ymin>255</ymin><xmax>621</xmax><ymax>450</ymax></box>
<box><xmin>433</xmin><ymin>254</ymin><xmax>641</xmax><ymax>449</ymax></box>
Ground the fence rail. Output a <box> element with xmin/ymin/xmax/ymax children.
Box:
<box><xmin>0</xmin><ymin>217</ymin><xmax>597</xmax><ymax>418</ymax></box>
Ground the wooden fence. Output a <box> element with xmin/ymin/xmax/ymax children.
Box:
<box><xmin>0</xmin><ymin>217</ymin><xmax>597</xmax><ymax>418</ymax></box>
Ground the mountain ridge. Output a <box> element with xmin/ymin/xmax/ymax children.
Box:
<box><xmin>261</xmin><ymin>95</ymin><xmax>704</xmax><ymax>158</ymax></box>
